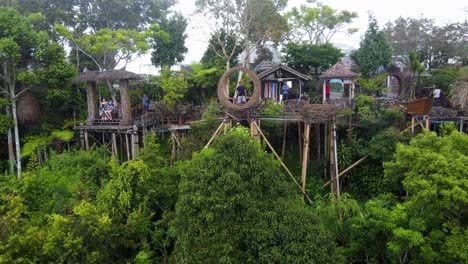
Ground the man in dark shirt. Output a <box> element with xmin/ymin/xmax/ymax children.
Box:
<box><xmin>236</xmin><ymin>81</ymin><xmax>246</xmax><ymax>104</ymax></box>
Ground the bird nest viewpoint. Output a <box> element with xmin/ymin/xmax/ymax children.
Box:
<box><xmin>217</xmin><ymin>66</ymin><xmax>262</xmax><ymax>112</ymax></box>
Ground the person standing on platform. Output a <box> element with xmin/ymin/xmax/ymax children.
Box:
<box><xmin>236</xmin><ymin>81</ymin><xmax>246</xmax><ymax>104</ymax></box>
<box><xmin>281</xmin><ymin>82</ymin><xmax>290</xmax><ymax>103</ymax></box>
<box><xmin>142</xmin><ymin>94</ymin><xmax>150</xmax><ymax>112</ymax></box>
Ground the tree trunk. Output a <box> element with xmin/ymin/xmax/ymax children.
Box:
<box><xmin>10</xmin><ymin>86</ymin><xmax>21</xmax><ymax>179</ymax></box>
<box><xmin>5</xmin><ymin>106</ymin><xmax>14</xmax><ymax>175</ymax></box>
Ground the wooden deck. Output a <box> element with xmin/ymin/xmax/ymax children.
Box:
<box><xmin>74</xmin><ymin>111</ymin><xmax>160</xmax><ymax>132</ymax></box>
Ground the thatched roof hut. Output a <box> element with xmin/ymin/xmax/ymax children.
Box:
<box><xmin>319</xmin><ymin>63</ymin><xmax>360</xmax><ymax>79</ymax></box>
<box><xmin>75</xmin><ymin>70</ymin><xmax>142</xmax><ymax>83</ymax></box>
<box><xmin>76</xmin><ymin>70</ymin><xmax>142</xmax><ymax>126</ymax></box>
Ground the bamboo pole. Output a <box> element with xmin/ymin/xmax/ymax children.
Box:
<box><xmin>333</xmin><ymin>119</ymin><xmax>340</xmax><ymax>199</ymax></box>
<box><xmin>111</xmin><ymin>132</ymin><xmax>117</xmax><ymax>158</ymax></box>
<box><xmin>80</xmin><ymin>129</ymin><xmax>85</xmax><ymax>150</ymax></box>
<box><xmin>298</xmin><ymin>122</ymin><xmax>303</xmax><ymax>163</ymax></box>
<box><xmin>253</xmin><ymin>122</ymin><xmax>313</xmax><ymax>204</ymax></box>
<box><xmin>328</xmin><ymin>122</ymin><xmax>335</xmax><ymax>194</ymax></box>
<box><xmin>125</xmin><ymin>133</ymin><xmax>130</xmax><ymax>160</ymax></box>
<box><xmin>411</xmin><ymin>115</ymin><xmax>415</xmax><ymax>132</ymax></box>
<box><xmin>301</xmin><ymin>122</ymin><xmax>310</xmax><ymax>193</ymax></box>
<box><xmin>205</xmin><ymin>121</ymin><xmax>225</xmax><ymax>148</ymax></box>
<box><xmin>281</xmin><ymin>121</ymin><xmax>287</xmax><ymax>160</ymax></box>
<box><xmin>84</xmin><ymin>130</ymin><xmax>89</xmax><ymax>150</ymax></box>
<box><xmin>425</xmin><ymin>116</ymin><xmax>430</xmax><ymax>130</ymax></box>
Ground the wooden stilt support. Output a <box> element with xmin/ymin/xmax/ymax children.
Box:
<box><xmin>171</xmin><ymin>131</ymin><xmax>176</xmax><ymax>165</ymax></box>
<box><xmin>281</xmin><ymin>122</ymin><xmax>287</xmax><ymax>160</ymax></box>
<box><xmin>125</xmin><ymin>133</ymin><xmax>131</xmax><ymax>160</ymax></box>
<box><xmin>250</xmin><ymin>120</ymin><xmax>259</xmax><ymax>139</ymax></box>
<box><xmin>411</xmin><ymin>115</ymin><xmax>415</xmax><ymax>132</ymax></box>
<box><xmin>253</xmin><ymin>122</ymin><xmax>313</xmax><ymax>204</ymax></box>
<box><xmin>316</xmin><ymin>123</ymin><xmax>321</xmax><ymax>160</ymax></box>
<box><xmin>111</xmin><ymin>133</ymin><xmax>117</xmax><ymax>158</ymax></box>
<box><xmin>425</xmin><ymin>115</ymin><xmax>430</xmax><ymax>130</ymax></box>
<box><xmin>84</xmin><ymin>130</ymin><xmax>89</xmax><ymax>150</ymax></box>
<box><xmin>301</xmin><ymin>122</ymin><xmax>310</xmax><ymax>193</ymax></box>
<box><xmin>332</xmin><ymin>118</ymin><xmax>340</xmax><ymax>199</ymax></box>
<box><xmin>298</xmin><ymin>122</ymin><xmax>303</xmax><ymax>163</ymax></box>
<box><xmin>205</xmin><ymin>121</ymin><xmax>225</xmax><ymax>148</ymax></box>
<box><xmin>80</xmin><ymin>129</ymin><xmax>85</xmax><ymax>150</ymax></box>
<box><xmin>328</xmin><ymin>121</ymin><xmax>335</xmax><ymax>194</ymax></box>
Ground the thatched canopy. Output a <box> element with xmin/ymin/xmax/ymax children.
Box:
<box><xmin>450</xmin><ymin>73</ymin><xmax>468</xmax><ymax>111</ymax></box>
<box><xmin>75</xmin><ymin>70</ymin><xmax>143</xmax><ymax>83</ymax></box>
<box><xmin>258</xmin><ymin>64</ymin><xmax>310</xmax><ymax>81</ymax></box>
<box><xmin>320</xmin><ymin>63</ymin><xmax>360</xmax><ymax>79</ymax></box>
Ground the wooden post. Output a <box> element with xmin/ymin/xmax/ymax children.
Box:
<box><xmin>250</xmin><ymin>120</ymin><xmax>258</xmax><ymax>139</ymax></box>
<box><xmin>328</xmin><ymin>121</ymin><xmax>335</xmax><ymax>194</ymax></box>
<box><xmin>425</xmin><ymin>115</ymin><xmax>430</xmax><ymax>130</ymax></box>
<box><xmin>301</xmin><ymin>122</ymin><xmax>310</xmax><ymax>193</ymax></box>
<box><xmin>125</xmin><ymin>133</ymin><xmax>131</xmax><ymax>160</ymax></box>
<box><xmin>111</xmin><ymin>133</ymin><xmax>117</xmax><ymax>158</ymax></box>
<box><xmin>411</xmin><ymin>115</ymin><xmax>415</xmax><ymax>132</ymax></box>
<box><xmin>298</xmin><ymin>122</ymin><xmax>303</xmax><ymax>163</ymax></box>
<box><xmin>171</xmin><ymin>131</ymin><xmax>176</xmax><ymax>164</ymax></box>
<box><xmin>80</xmin><ymin>129</ymin><xmax>85</xmax><ymax>150</ymax></box>
<box><xmin>333</xmin><ymin>118</ymin><xmax>340</xmax><ymax>199</ymax></box>
<box><xmin>324</xmin><ymin>122</ymin><xmax>328</xmax><ymax>179</ymax></box>
<box><xmin>322</xmin><ymin>81</ymin><xmax>326</xmax><ymax>104</ymax></box>
<box><xmin>84</xmin><ymin>130</ymin><xmax>89</xmax><ymax>151</ymax></box>
<box><xmin>119</xmin><ymin>79</ymin><xmax>133</xmax><ymax>126</ymax></box>
<box><xmin>205</xmin><ymin>122</ymin><xmax>225</xmax><ymax>148</ymax></box>
<box><xmin>86</xmin><ymin>82</ymin><xmax>98</xmax><ymax>125</ymax></box>
<box><xmin>316</xmin><ymin>123</ymin><xmax>321</xmax><ymax>160</ymax></box>
<box><xmin>281</xmin><ymin>122</ymin><xmax>287</xmax><ymax>160</ymax></box>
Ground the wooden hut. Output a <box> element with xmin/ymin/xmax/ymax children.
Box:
<box><xmin>320</xmin><ymin>63</ymin><xmax>360</xmax><ymax>104</ymax></box>
<box><xmin>256</xmin><ymin>63</ymin><xmax>310</xmax><ymax>102</ymax></box>
<box><xmin>74</xmin><ymin>70</ymin><xmax>159</xmax><ymax>160</ymax></box>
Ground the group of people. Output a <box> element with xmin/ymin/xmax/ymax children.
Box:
<box><xmin>99</xmin><ymin>98</ymin><xmax>116</xmax><ymax>120</ymax></box>
<box><xmin>235</xmin><ymin>81</ymin><xmax>290</xmax><ymax>104</ymax></box>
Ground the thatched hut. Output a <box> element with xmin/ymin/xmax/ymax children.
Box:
<box><xmin>75</xmin><ymin>70</ymin><xmax>142</xmax><ymax>126</ymax></box>
<box><xmin>320</xmin><ymin>63</ymin><xmax>360</xmax><ymax>104</ymax></box>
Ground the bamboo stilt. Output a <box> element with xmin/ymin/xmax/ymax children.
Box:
<box><xmin>125</xmin><ymin>133</ymin><xmax>130</xmax><ymax>160</ymax></box>
<box><xmin>301</xmin><ymin>122</ymin><xmax>310</xmax><ymax>193</ymax></box>
<box><xmin>333</xmin><ymin>119</ymin><xmax>340</xmax><ymax>199</ymax></box>
<box><xmin>111</xmin><ymin>133</ymin><xmax>117</xmax><ymax>158</ymax></box>
<box><xmin>84</xmin><ymin>130</ymin><xmax>89</xmax><ymax>150</ymax></box>
<box><xmin>411</xmin><ymin>115</ymin><xmax>415</xmax><ymax>132</ymax></box>
<box><xmin>253</xmin><ymin>121</ymin><xmax>313</xmax><ymax>204</ymax></box>
<box><xmin>205</xmin><ymin>121</ymin><xmax>225</xmax><ymax>148</ymax></box>
<box><xmin>80</xmin><ymin>129</ymin><xmax>85</xmax><ymax>150</ymax></box>
<box><xmin>298</xmin><ymin>122</ymin><xmax>303</xmax><ymax>163</ymax></box>
<box><xmin>425</xmin><ymin>116</ymin><xmax>430</xmax><ymax>130</ymax></box>
<box><xmin>281</xmin><ymin>122</ymin><xmax>287</xmax><ymax>160</ymax></box>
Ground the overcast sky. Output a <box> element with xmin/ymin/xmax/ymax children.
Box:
<box><xmin>127</xmin><ymin>0</ymin><xmax>467</xmax><ymax>74</ymax></box>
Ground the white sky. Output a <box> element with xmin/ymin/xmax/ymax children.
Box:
<box><xmin>127</xmin><ymin>0</ymin><xmax>468</xmax><ymax>74</ymax></box>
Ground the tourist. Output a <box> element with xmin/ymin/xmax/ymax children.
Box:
<box><xmin>236</xmin><ymin>81</ymin><xmax>246</xmax><ymax>104</ymax></box>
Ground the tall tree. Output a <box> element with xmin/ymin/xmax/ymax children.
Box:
<box><xmin>285</xmin><ymin>0</ymin><xmax>358</xmax><ymax>44</ymax></box>
<box><xmin>351</xmin><ymin>16</ymin><xmax>393</xmax><ymax>77</ymax></box>
<box><xmin>384</xmin><ymin>17</ymin><xmax>467</xmax><ymax>69</ymax></box>
<box><xmin>201</xmin><ymin>29</ymin><xmax>241</xmax><ymax>70</ymax></box>
<box><xmin>283</xmin><ymin>42</ymin><xmax>343</xmax><ymax>75</ymax></box>
<box><xmin>0</xmin><ymin>8</ymin><xmax>50</xmax><ymax>178</ymax></box>
<box><xmin>195</xmin><ymin>0</ymin><xmax>288</xmax><ymax>70</ymax></box>
<box><xmin>151</xmin><ymin>13</ymin><xmax>188</xmax><ymax>70</ymax></box>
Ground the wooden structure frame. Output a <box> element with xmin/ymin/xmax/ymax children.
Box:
<box><xmin>257</xmin><ymin>64</ymin><xmax>310</xmax><ymax>102</ymax></box>
<box><xmin>320</xmin><ymin>63</ymin><xmax>359</xmax><ymax>104</ymax></box>
<box><xmin>74</xmin><ymin>70</ymin><xmax>160</xmax><ymax>161</ymax></box>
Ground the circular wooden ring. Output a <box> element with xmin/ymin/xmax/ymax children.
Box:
<box><xmin>217</xmin><ymin>66</ymin><xmax>261</xmax><ymax>111</ymax></box>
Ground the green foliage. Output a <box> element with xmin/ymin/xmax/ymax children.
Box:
<box><xmin>355</xmin><ymin>74</ymin><xmax>387</xmax><ymax>95</ymax></box>
<box><xmin>160</xmin><ymin>70</ymin><xmax>189</xmax><ymax>108</ymax></box>
<box><xmin>0</xmin><ymin>98</ymin><xmax>13</xmax><ymax>134</ymax></box>
<box><xmin>284</xmin><ymin>42</ymin><xmax>343</xmax><ymax>75</ymax></box>
<box><xmin>285</xmin><ymin>1</ymin><xmax>358</xmax><ymax>44</ymax></box>
<box><xmin>379</xmin><ymin>130</ymin><xmax>468</xmax><ymax>263</ymax></box>
<box><xmin>201</xmin><ymin>29</ymin><xmax>241</xmax><ymax>69</ymax></box>
<box><xmin>351</xmin><ymin>16</ymin><xmax>393</xmax><ymax>76</ymax></box>
<box><xmin>151</xmin><ymin>13</ymin><xmax>187</xmax><ymax>69</ymax></box>
<box><xmin>174</xmin><ymin>127</ymin><xmax>343</xmax><ymax>263</ymax></box>
<box><xmin>22</xmin><ymin>130</ymin><xmax>75</xmax><ymax>158</ymax></box>
<box><xmin>43</xmin><ymin>201</ymin><xmax>112</xmax><ymax>263</ymax></box>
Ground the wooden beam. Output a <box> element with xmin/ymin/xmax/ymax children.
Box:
<box><xmin>84</xmin><ymin>130</ymin><xmax>89</xmax><ymax>150</ymax></box>
<box><xmin>281</xmin><ymin>122</ymin><xmax>287</xmax><ymax>160</ymax></box>
<box><xmin>125</xmin><ymin>133</ymin><xmax>130</xmax><ymax>160</ymax></box>
<box><xmin>253</xmin><ymin>122</ymin><xmax>313</xmax><ymax>204</ymax></box>
<box><xmin>111</xmin><ymin>132</ymin><xmax>117</xmax><ymax>158</ymax></box>
<box><xmin>332</xmin><ymin>118</ymin><xmax>340</xmax><ymax>199</ymax></box>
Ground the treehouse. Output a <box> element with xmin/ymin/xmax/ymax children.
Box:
<box><xmin>320</xmin><ymin>63</ymin><xmax>360</xmax><ymax>105</ymax></box>
<box><xmin>74</xmin><ymin>70</ymin><xmax>160</xmax><ymax>160</ymax></box>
